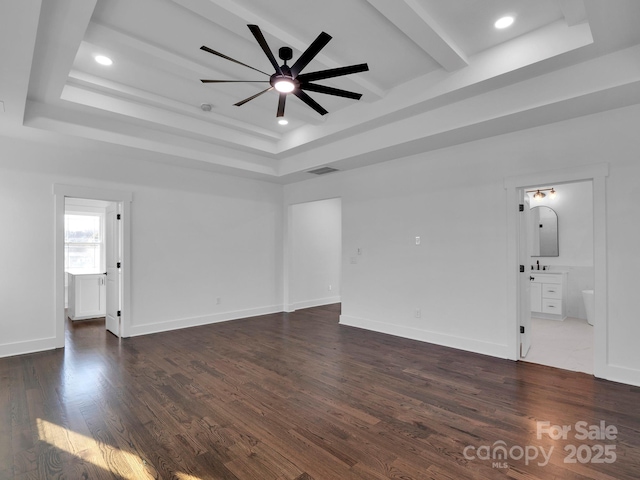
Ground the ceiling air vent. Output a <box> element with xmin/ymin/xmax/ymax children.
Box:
<box><xmin>308</xmin><ymin>166</ymin><xmax>339</xmax><ymax>175</ymax></box>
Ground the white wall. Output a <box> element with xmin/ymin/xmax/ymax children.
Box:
<box><xmin>284</xmin><ymin>103</ymin><xmax>640</xmax><ymax>386</ymax></box>
<box><xmin>528</xmin><ymin>181</ymin><xmax>593</xmax><ymax>267</ymax></box>
<box><xmin>0</xmin><ymin>136</ymin><xmax>283</xmax><ymax>357</ymax></box>
<box><xmin>288</xmin><ymin>198</ymin><xmax>341</xmax><ymax>310</ymax></box>
<box><xmin>2</xmin><ymin>100</ymin><xmax>640</xmax><ymax>387</ymax></box>
<box><xmin>528</xmin><ymin>181</ymin><xmax>594</xmax><ymax>318</ymax></box>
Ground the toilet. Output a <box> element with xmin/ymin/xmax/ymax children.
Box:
<box><xmin>582</xmin><ymin>290</ymin><xmax>594</xmax><ymax>326</ymax></box>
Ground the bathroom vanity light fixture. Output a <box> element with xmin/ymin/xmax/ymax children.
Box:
<box><xmin>527</xmin><ymin>187</ymin><xmax>557</xmax><ymax>201</ymax></box>
<box><xmin>533</xmin><ymin>190</ymin><xmax>545</xmax><ymax>200</ymax></box>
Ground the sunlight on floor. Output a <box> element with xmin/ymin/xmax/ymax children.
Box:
<box><xmin>36</xmin><ymin>418</ymin><xmax>203</xmax><ymax>479</ymax></box>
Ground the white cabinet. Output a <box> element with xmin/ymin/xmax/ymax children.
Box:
<box><xmin>530</xmin><ymin>272</ymin><xmax>567</xmax><ymax>320</ymax></box>
<box><xmin>67</xmin><ymin>272</ymin><xmax>106</xmax><ymax>320</ymax></box>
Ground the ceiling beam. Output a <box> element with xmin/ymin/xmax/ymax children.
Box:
<box><xmin>0</xmin><ymin>0</ymin><xmax>42</xmax><ymax>125</ymax></box>
<box><xmin>365</xmin><ymin>0</ymin><xmax>468</xmax><ymax>72</ymax></box>
<box><xmin>27</xmin><ymin>0</ymin><xmax>97</xmax><ymax>103</ymax></box>
<box><xmin>25</xmin><ymin>100</ymin><xmax>281</xmax><ymax>177</ymax></box>
<box><xmin>66</xmin><ymin>70</ymin><xmax>282</xmax><ymax>142</ymax></box>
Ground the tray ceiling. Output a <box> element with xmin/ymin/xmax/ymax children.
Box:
<box><xmin>3</xmin><ymin>0</ymin><xmax>640</xmax><ymax>182</ymax></box>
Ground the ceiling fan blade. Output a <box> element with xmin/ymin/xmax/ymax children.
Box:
<box><xmin>301</xmin><ymin>83</ymin><xmax>362</xmax><ymax>100</ymax></box>
<box><xmin>290</xmin><ymin>32</ymin><xmax>332</xmax><ymax>78</ymax></box>
<box><xmin>200</xmin><ymin>46</ymin><xmax>270</xmax><ymax>76</ymax></box>
<box><xmin>297</xmin><ymin>63</ymin><xmax>369</xmax><ymax>83</ymax></box>
<box><xmin>247</xmin><ymin>25</ymin><xmax>283</xmax><ymax>76</ymax></box>
<box><xmin>277</xmin><ymin>93</ymin><xmax>286</xmax><ymax>117</ymax></box>
<box><xmin>234</xmin><ymin>87</ymin><xmax>274</xmax><ymax>107</ymax></box>
<box><xmin>293</xmin><ymin>90</ymin><xmax>328</xmax><ymax>116</ymax></box>
<box><xmin>201</xmin><ymin>80</ymin><xmax>268</xmax><ymax>83</ymax></box>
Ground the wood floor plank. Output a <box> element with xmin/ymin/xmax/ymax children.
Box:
<box><xmin>0</xmin><ymin>358</ymin><xmax>13</xmax><ymax>478</ymax></box>
<box><xmin>2</xmin><ymin>305</ymin><xmax>640</xmax><ymax>479</ymax></box>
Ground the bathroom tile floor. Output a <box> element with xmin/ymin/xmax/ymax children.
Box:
<box><xmin>522</xmin><ymin>316</ymin><xmax>594</xmax><ymax>374</ymax></box>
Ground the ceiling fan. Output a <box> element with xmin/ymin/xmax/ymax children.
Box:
<box><xmin>200</xmin><ymin>24</ymin><xmax>369</xmax><ymax>117</ymax></box>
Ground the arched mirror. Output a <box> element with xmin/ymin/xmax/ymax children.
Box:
<box><xmin>531</xmin><ymin>206</ymin><xmax>558</xmax><ymax>257</ymax></box>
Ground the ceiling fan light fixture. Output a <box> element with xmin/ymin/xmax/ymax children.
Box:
<box><xmin>494</xmin><ymin>16</ymin><xmax>514</xmax><ymax>29</ymax></box>
<box><xmin>274</xmin><ymin>79</ymin><xmax>295</xmax><ymax>93</ymax></box>
<box><xmin>200</xmin><ymin>25</ymin><xmax>368</xmax><ymax>117</ymax></box>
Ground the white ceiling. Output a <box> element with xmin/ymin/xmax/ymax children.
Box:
<box><xmin>3</xmin><ymin>0</ymin><xmax>640</xmax><ymax>182</ymax></box>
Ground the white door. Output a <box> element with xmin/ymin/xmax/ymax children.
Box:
<box><xmin>105</xmin><ymin>202</ymin><xmax>121</xmax><ymax>337</ymax></box>
<box><xmin>519</xmin><ymin>192</ymin><xmax>532</xmax><ymax>357</ymax></box>
<box><xmin>530</xmin><ymin>282</ymin><xmax>542</xmax><ymax>313</ymax></box>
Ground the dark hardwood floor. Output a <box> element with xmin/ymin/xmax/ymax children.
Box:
<box><xmin>1</xmin><ymin>304</ymin><xmax>639</xmax><ymax>479</ymax></box>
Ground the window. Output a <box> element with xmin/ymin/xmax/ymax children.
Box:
<box><xmin>64</xmin><ymin>213</ymin><xmax>103</xmax><ymax>271</ymax></box>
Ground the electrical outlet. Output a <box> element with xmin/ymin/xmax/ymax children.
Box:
<box><xmin>216</xmin><ymin>297</ymin><xmax>221</xmax><ymax>305</ymax></box>
<box><xmin>328</xmin><ymin>284</ymin><xmax>332</xmax><ymax>291</ymax></box>
<box><xmin>415</xmin><ymin>236</ymin><xmax>421</xmax><ymax>245</ymax></box>
<box><xmin>415</xmin><ymin>308</ymin><xmax>421</xmax><ymax>318</ymax></box>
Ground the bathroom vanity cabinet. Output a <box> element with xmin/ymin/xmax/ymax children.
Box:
<box><xmin>67</xmin><ymin>272</ymin><xmax>106</xmax><ymax>320</ymax></box>
<box><xmin>530</xmin><ymin>271</ymin><xmax>567</xmax><ymax>320</ymax></box>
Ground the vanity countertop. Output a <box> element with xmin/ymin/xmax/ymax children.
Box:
<box><xmin>529</xmin><ymin>270</ymin><xmax>567</xmax><ymax>274</ymax></box>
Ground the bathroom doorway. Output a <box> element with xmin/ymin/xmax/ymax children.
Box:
<box><xmin>505</xmin><ymin>163</ymin><xmax>608</xmax><ymax>379</ymax></box>
<box><xmin>520</xmin><ymin>180</ymin><xmax>595</xmax><ymax>374</ymax></box>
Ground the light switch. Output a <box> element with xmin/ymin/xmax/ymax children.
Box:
<box><xmin>415</xmin><ymin>236</ymin><xmax>421</xmax><ymax>245</ymax></box>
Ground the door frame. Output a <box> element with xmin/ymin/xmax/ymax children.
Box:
<box><xmin>505</xmin><ymin>163</ymin><xmax>608</xmax><ymax>378</ymax></box>
<box><xmin>53</xmin><ymin>184</ymin><xmax>132</xmax><ymax>347</ymax></box>
<box><xmin>283</xmin><ymin>196</ymin><xmax>342</xmax><ymax>312</ymax></box>
<box><xmin>518</xmin><ymin>190</ymin><xmax>532</xmax><ymax>358</ymax></box>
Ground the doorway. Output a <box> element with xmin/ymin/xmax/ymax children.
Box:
<box><xmin>520</xmin><ymin>180</ymin><xmax>595</xmax><ymax>374</ymax></box>
<box><xmin>53</xmin><ymin>185</ymin><xmax>132</xmax><ymax>349</ymax></box>
<box><xmin>505</xmin><ymin>163</ymin><xmax>608</xmax><ymax>379</ymax></box>
<box><xmin>64</xmin><ymin>197</ymin><xmax>111</xmax><ymax>328</ymax></box>
<box><xmin>285</xmin><ymin>197</ymin><xmax>342</xmax><ymax>312</ymax></box>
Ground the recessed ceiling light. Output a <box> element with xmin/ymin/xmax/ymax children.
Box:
<box><xmin>494</xmin><ymin>16</ymin><xmax>514</xmax><ymax>29</ymax></box>
<box><xmin>278</xmin><ymin>119</ymin><xmax>289</xmax><ymax>125</ymax></box>
<box><xmin>94</xmin><ymin>55</ymin><xmax>113</xmax><ymax>66</ymax></box>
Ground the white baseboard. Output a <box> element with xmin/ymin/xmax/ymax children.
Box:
<box><xmin>285</xmin><ymin>296</ymin><xmax>341</xmax><ymax>312</ymax></box>
<box><xmin>127</xmin><ymin>304</ymin><xmax>284</xmax><ymax>337</ymax></box>
<box><xmin>599</xmin><ymin>363</ymin><xmax>640</xmax><ymax>387</ymax></box>
<box><xmin>0</xmin><ymin>336</ymin><xmax>60</xmax><ymax>359</ymax></box>
<box><xmin>339</xmin><ymin>314</ymin><xmax>511</xmax><ymax>359</ymax></box>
